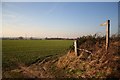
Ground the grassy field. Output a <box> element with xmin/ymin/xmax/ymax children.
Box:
<box><xmin>2</xmin><ymin>40</ymin><xmax>73</xmax><ymax>71</ymax></box>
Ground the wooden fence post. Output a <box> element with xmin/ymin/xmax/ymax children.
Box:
<box><xmin>74</xmin><ymin>40</ymin><xmax>78</xmax><ymax>56</ymax></box>
<box><xmin>100</xmin><ymin>20</ymin><xmax>110</xmax><ymax>52</ymax></box>
<box><xmin>106</xmin><ymin>20</ymin><xmax>110</xmax><ymax>51</ymax></box>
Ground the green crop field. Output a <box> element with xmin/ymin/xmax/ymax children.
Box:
<box><xmin>2</xmin><ymin>40</ymin><xmax>73</xmax><ymax>71</ymax></box>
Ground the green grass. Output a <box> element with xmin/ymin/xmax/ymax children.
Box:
<box><xmin>2</xmin><ymin>40</ymin><xmax>73</xmax><ymax>71</ymax></box>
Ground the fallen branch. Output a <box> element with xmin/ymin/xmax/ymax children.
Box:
<box><xmin>77</xmin><ymin>48</ymin><xmax>93</xmax><ymax>54</ymax></box>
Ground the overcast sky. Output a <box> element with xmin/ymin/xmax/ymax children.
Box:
<box><xmin>2</xmin><ymin>2</ymin><xmax>118</xmax><ymax>38</ymax></box>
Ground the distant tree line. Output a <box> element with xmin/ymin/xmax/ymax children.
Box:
<box><xmin>2</xmin><ymin>33</ymin><xmax>119</xmax><ymax>40</ymax></box>
<box><xmin>45</xmin><ymin>37</ymin><xmax>74</xmax><ymax>40</ymax></box>
<box><xmin>2</xmin><ymin>36</ymin><xmax>74</xmax><ymax>40</ymax></box>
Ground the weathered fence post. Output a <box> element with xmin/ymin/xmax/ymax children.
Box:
<box><xmin>100</xmin><ymin>20</ymin><xmax>110</xmax><ymax>52</ymax></box>
<box><xmin>106</xmin><ymin>20</ymin><xmax>110</xmax><ymax>51</ymax></box>
<box><xmin>74</xmin><ymin>40</ymin><xmax>78</xmax><ymax>56</ymax></box>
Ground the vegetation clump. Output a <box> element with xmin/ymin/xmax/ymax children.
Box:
<box><xmin>57</xmin><ymin>33</ymin><xmax>120</xmax><ymax>78</ymax></box>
